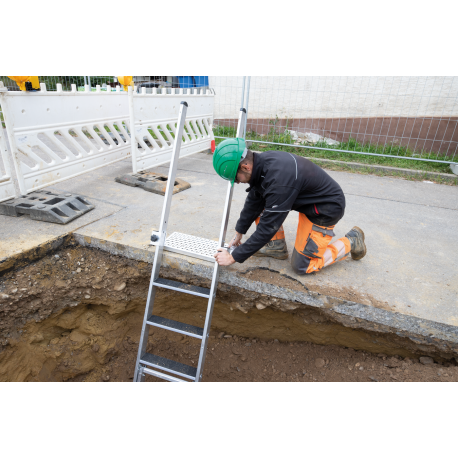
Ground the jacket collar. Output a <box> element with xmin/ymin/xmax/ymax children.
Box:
<box><xmin>248</xmin><ymin>152</ymin><xmax>263</xmax><ymax>188</ymax></box>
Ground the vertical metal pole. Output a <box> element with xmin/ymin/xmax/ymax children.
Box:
<box><xmin>195</xmin><ymin>108</ymin><xmax>247</xmax><ymax>382</ymax></box>
<box><xmin>87</xmin><ymin>76</ymin><xmax>91</xmax><ymax>92</ymax></box>
<box><xmin>133</xmin><ymin>102</ymin><xmax>189</xmax><ymax>382</ymax></box>
<box><xmin>128</xmin><ymin>86</ymin><xmax>137</xmax><ymax>173</ymax></box>
<box><xmin>243</xmin><ymin>77</ymin><xmax>251</xmax><ymax>139</ymax></box>
<box><xmin>83</xmin><ymin>76</ymin><xmax>87</xmax><ymax>87</ymax></box>
<box><xmin>240</xmin><ymin>76</ymin><xmax>246</xmax><ymax>112</ymax></box>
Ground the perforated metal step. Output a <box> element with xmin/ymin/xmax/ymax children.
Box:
<box><xmin>153</xmin><ymin>277</ymin><xmax>210</xmax><ymax>298</ymax></box>
<box><xmin>164</xmin><ymin>232</ymin><xmax>219</xmax><ymax>262</ymax></box>
<box><xmin>140</xmin><ymin>353</ymin><xmax>197</xmax><ymax>380</ymax></box>
<box><xmin>147</xmin><ymin>315</ymin><xmax>204</xmax><ymax>339</ymax></box>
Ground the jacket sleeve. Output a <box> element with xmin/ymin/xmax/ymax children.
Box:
<box><xmin>232</xmin><ymin>184</ymin><xmax>299</xmax><ymax>263</ymax></box>
<box><xmin>232</xmin><ymin>209</ymin><xmax>289</xmax><ymax>263</ymax></box>
<box><xmin>234</xmin><ymin>187</ymin><xmax>265</xmax><ymax>235</ymax></box>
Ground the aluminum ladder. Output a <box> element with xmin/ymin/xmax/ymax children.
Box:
<box><xmin>133</xmin><ymin>102</ymin><xmax>247</xmax><ymax>382</ymax></box>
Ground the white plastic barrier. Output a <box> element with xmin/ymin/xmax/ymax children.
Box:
<box><xmin>0</xmin><ymin>82</ymin><xmax>215</xmax><ymax>197</ymax></box>
<box><xmin>0</xmin><ymin>127</ymin><xmax>16</xmax><ymax>202</ymax></box>
<box><xmin>0</xmin><ymin>82</ymin><xmax>131</xmax><ymax>195</ymax></box>
<box><xmin>129</xmin><ymin>87</ymin><xmax>214</xmax><ymax>173</ymax></box>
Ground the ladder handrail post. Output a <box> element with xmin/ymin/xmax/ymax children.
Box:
<box><xmin>195</xmin><ymin>109</ymin><xmax>246</xmax><ymax>382</ymax></box>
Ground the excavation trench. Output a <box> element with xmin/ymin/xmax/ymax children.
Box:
<box><xmin>0</xmin><ymin>244</ymin><xmax>456</xmax><ymax>382</ymax></box>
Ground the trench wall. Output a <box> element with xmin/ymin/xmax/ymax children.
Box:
<box><xmin>1</xmin><ymin>243</ymin><xmax>457</xmax><ymax>382</ymax></box>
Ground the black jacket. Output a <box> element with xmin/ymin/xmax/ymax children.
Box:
<box><xmin>231</xmin><ymin>151</ymin><xmax>346</xmax><ymax>263</ymax></box>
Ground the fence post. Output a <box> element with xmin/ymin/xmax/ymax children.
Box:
<box><xmin>0</xmin><ymin>86</ymin><xmax>25</xmax><ymax>196</ymax></box>
<box><xmin>243</xmin><ymin>76</ymin><xmax>251</xmax><ymax>140</ymax></box>
<box><xmin>240</xmin><ymin>76</ymin><xmax>246</xmax><ymax>114</ymax></box>
<box><xmin>128</xmin><ymin>86</ymin><xmax>137</xmax><ymax>173</ymax></box>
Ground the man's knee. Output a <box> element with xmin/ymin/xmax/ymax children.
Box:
<box><xmin>291</xmin><ymin>248</ymin><xmax>315</xmax><ymax>275</ymax></box>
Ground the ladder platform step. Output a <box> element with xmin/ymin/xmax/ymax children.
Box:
<box><xmin>153</xmin><ymin>277</ymin><xmax>210</xmax><ymax>298</ymax></box>
<box><xmin>140</xmin><ymin>352</ymin><xmax>197</xmax><ymax>380</ymax></box>
<box><xmin>147</xmin><ymin>315</ymin><xmax>204</xmax><ymax>339</ymax></box>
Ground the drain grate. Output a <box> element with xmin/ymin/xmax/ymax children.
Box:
<box><xmin>0</xmin><ymin>190</ymin><xmax>95</xmax><ymax>224</ymax></box>
<box><xmin>164</xmin><ymin>232</ymin><xmax>220</xmax><ymax>262</ymax></box>
<box><xmin>115</xmin><ymin>171</ymin><xmax>190</xmax><ymax>196</ymax></box>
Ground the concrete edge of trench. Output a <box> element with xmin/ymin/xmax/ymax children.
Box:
<box><xmin>2</xmin><ymin>232</ymin><xmax>457</xmax><ymax>360</ymax></box>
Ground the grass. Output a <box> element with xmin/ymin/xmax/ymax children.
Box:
<box><xmin>213</xmin><ymin>124</ymin><xmax>456</xmax><ymax>175</ymax></box>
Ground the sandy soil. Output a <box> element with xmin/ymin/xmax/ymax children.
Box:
<box><xmin>80</xmin><ymin>330</ymin><xmax>458</xmax><ymax>383</ymax></box>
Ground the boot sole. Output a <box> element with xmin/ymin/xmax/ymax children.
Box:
<box><xmin>350</xmin><ymin>226</ymin><xmax>366</xmax><ymax>260</ymax></box>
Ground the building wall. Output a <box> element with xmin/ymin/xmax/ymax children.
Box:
<box><xmin>209</xmin><ymin>76</ymin><xmax>458</xmax><ymax>120</ymax></box>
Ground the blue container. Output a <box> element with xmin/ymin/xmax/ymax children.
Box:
<box><xmin>193</xmin><ymin>76</ymin><xmax>209</xmax><ymax>87</ymax></box>
<box><xmin>177</xmin><ymin>76</ymin><xmax>209</xmax><ymax>88</ymax></box>
<box><xmin>178</xmin><ymin>76</ymin><xmax>194</xmax><ymax>88</ymax></box>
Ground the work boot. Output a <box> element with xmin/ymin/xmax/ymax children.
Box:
<box><xmin>253</xmin><ymin>239</ymin><xmax>289</xmax><ymax>260</ymax></box>
<box><xmin>345</xmin><ymin>226</ymin><xmax>366</xmax><ymax>260</ymax></box>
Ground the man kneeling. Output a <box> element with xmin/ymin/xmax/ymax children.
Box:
<box><xmin>212</xmin><ymin>138</ymin><xmax>366</xmax><ymax>274</ymax></box>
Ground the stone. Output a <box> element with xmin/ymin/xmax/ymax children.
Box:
<box><xmin>315</xmin><ymin>358</ymin><xmax>325</xmax><ymax>368</ymax></box>
<box><xmin>224</xmin><ymin>334</ymin><xmax>232</xmax><ymax>338</ymax></box>
<box><xmin>102</xmin><ymin>374</ymin><xmax>110</xmax><ymax>382</ymax></box>
<box><xmin>0</xmin><ymin>293</ymin><xmax>9</xmax><ymax>300</ymax></box>
<box><xmin>274</xmin><ymin>339</ymin><xmax>279</xmax><ymax>343</ymax></box>
<box><xmin>76</xmin><ymin>268</ymin><xmax>82</xmax><ymax>273</ymax></box>
<box><xmin>255</xmin><ymin>302</ymin><xmax>267</xmax><ymax>310</ymax></box>
<box><xmin>385</xmin><ymin>357</ymin><xmax>401</xmax><ymax>368</ymax></box>
<box><xmin>241</xmin><ymin>356</ymin><xmax>247</xmax><ymax>362</ymax></box>
<box><xmin>114</xmin><ymin>282</ymin><xmax>126</xmax><ymax>291</ymax></box>
<box><xmin>419</xmin><ymin>356</ymin><xmax>434</xmax><ymax>365</ymax></box>
<box><xmin>217</xmin><ymin>332</ymin><xmax>224</xmax><ymax>339</ymax></box>
<box><xmin>84</xmin><ymin>295</ymin><xmax>91</xmax><ymax>299</ymax></box>
<box><xmin>369</xmin><ymin>376</ymin><xmax>379</xmax><ymax>382</ymax></box>
<box><xmin>50</xmin><ymin>338</ymin><xmax>60</xmax><ymax>345</ymax></box>
<box><xmin>11</xmin><ymin>288</ymin><xmax>18</xmax><ymax>294</ymax></box>
<box><xmin>92</xmin><ymin>344</ymin><xmax>100</xmax><ymax>353</ymax></box>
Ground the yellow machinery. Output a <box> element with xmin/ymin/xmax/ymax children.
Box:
<box><xmin>8</xmin><ymin>76</ymin><xmax>40</xmax><ymax>91</ymax></box>
<box><xmin>117</xmin><ymin>76</ymin><xmax>133</xmax><ymax>91</ymax></box>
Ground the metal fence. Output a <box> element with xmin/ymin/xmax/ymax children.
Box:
<box><xmin>2</xmin><ymin>76</ymin><xmax>458</xmax><ymax>166</ymax></box>
<box><xmin>210</xmin><ymin>76</ymin><xmax>458</xmax><ymax>165</ymax></box>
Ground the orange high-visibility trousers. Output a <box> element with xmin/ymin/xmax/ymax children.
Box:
<box><xmin>255</xmin><ymin>213</ymin><xmax>351</xmax><ymax>275</ymax></box>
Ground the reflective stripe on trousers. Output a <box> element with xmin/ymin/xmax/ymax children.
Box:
<box><xmin>291</xmin><ymin>213</ymin><xmax>351</xmax><ymax>274</ymax></box>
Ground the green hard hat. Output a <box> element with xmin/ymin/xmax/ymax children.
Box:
<box><xmin>212</xmin><ymin>137</ymin><xmax>247</xmax><ymax>185</ymax></box>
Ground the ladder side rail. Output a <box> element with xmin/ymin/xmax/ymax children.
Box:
<box><xmin>152</xmin><ymin>100</ymin><xmax>188</xmax><ymax>280</ymax></box>
<box><xmin>133</xmin><ymin>101</ymin><xmax>188</xmax><ymax>382</ymax></box>
<box><xmin>195</xmin><ymin>108</ymin><xmax>247</xmax><ymax>382</ymax></box>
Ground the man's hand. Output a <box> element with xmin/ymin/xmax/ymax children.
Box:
<box><xmin>214</xmin><ymin>248</ymin><xmax>236</xmax><ymax>266</ymax></box>
<box><xmin>228</xmin><ymin>232</ymin><xmax>243</xmax><ymax>248</ymax></box>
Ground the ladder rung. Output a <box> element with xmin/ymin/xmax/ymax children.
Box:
<box><xmin>140</xmin><ymin>353</ymin><xmax>197</xmax><ymax>380</ymax></box>
<box><xmin>147</xmin><ymin>315</ymin><xmax>204</xmax><ymax>339</ymax></box>
<box><xmin>153</xmin><ymin>277</ymin><xmax>210</xmax><ymax>298</ymax></box>
<box><xmin>142</xmin><ymin>366</ymin><xmax>186</xmax><ymax>382</ymax></box>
